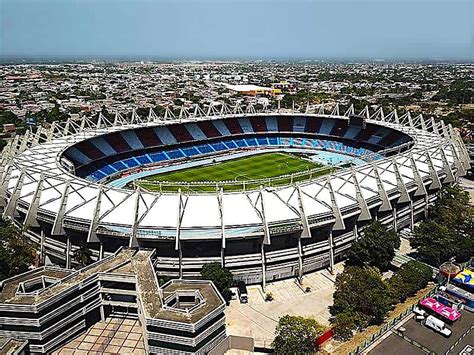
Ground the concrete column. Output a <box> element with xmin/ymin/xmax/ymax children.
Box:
<box><xmin>353</xmin><ymin>223</ymin><xmax>359</xmax><ymax>242</ymax></box>
<box><xmin>410</xmin><ymin>200</ymin><xmax>415</xmax><ymax>232</ymax></box>
<box><xmin>65</xmin><ymin>235</ymin><xmax>71</xmax><ymax>269</ymax></box>
<box><xmin>424</xmin><ymin>195</ymin><xmax>429</xmax><ymax>218</ymax></box>
<box><xmin>261</xmin><ymin>242</ymin><xmax>266</xmax><ymax>291</ymax></box>
<box><xmin>178</xmin><ymin>242</ymin><xmax>183</xmax><ymax>279</ymax></box>
<box><xmin>221</xmin><ymin>248</ymin><xmax>225</xmax><ymax>269</ymax></box>
<box><xmin>328</xmin><ymin>231</ymin><xmax>335</xmax><ymax>274</ymax></box>
<box><xmin>392</xmin><ymin>206</ymin><xmax>397</xmax><ymax>232</ymax></box>
<box><xmin>40</xmin><ymin>229</ymin><xmax>46</xmax><ymax>265</ymax></box>
<box><xmin>297</xmin><ymin>236</ymin><xmax>303</xmax><ymax>281</ymax></box>
<box><xmin>99</xmin><ymin>241</ymin><xmax>104</xmax><ymax>260</ymax></box>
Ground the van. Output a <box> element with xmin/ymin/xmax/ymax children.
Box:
<box><xmin>423</xmin><ymin>315</ymin><xmax>452</xmax><ymax>337</ymax></box>
<box><xmin>237</xmin><ymin>281</ymin><xmax>248</xmax><ymax>303</ymax></box>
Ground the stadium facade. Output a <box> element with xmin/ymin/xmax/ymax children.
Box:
<box><xmin>0</xmin><ymin>103</ymin><xmax>471</xmax><ymax>289</ymax></box>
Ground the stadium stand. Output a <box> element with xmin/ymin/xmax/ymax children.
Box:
<box><xmin>212</xmin><ymin>120</ymin><xmax>232</xmax><ymax>136</ymax></box>
<box><xmin>91</xmin><ymin>137</ymin><xmax>117</xmax><ymax>156</ymax></box>
<box><xmin>305</xmin><ymin>116</ymin><xmax>323</xmax><ymax>133</ymax></box>
<box><xmin>277</xmin><ymin>116</ymin><xmax>293</xmax><ymax>132</ymax></box>
<box><xmin>154</xmin><ymin>126</ymin><xmax>178</xmax><ymax>145</ymax></box>
<box><xmin>63</xmin><ymin>116</ymin><xmax>413</xmax><ymax>182</ymax></box>
<box><xmin>136</xmin><ymin>127</ymin><xmax>162</xmax><ymax>147</ymax></box>
<box><xmin>168</xmin><ymin>124</ymin><xmax>194</xmax><ymax>142</ymax></box>
<box><xmin>237</xmin><ymin>118</ymin><xmax>255</xmax><ymax>133</ymax></box>
<box><xmin>250</xmin><ymin>117</ymin><xmax>267</xmax><ymax>132</ymax></box>
<box><xmin>75</xmin><ymin>141</ymin><xmax>106</xmax><ymax>160</ymax></box>
<box><xmin>104</xmin><ymin>132</ymin><xmax>131</xmax><ymax>153</ymax></box>
<box><xmin>185</xmin><ymin>123</ymin><xmax>208</xmax><ymax>141</ymax></box>
<box><xmin>224</xmin><ymin>118</ymin><xmax>244</xmax><ymax>134</ymax></box>
<box><xmin>120</xmin><ymin>130</ymin><xmax>144</xmax><ymax>150</ymax></box>
<box><xmin>197</xmin><ymin>120</ymin><xmax>222</xmax><ymax>138</ymax></box>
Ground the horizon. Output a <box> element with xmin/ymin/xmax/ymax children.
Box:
<box><xmin>1</xmin><ymin>0</ymin><xmax>473</xmax><ymax>62</ymax></box>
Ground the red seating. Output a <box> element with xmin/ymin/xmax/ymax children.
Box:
<box><xmin>76</xmin><ymin>141</ymin><xmax>105</xmax><ymax>160</ymax></box>
<box><xmin>168</xmin><ymin>124</ymin><xmax>193</xmax><ymax>142</ymax></box>
<box><xmin>354</xmin><ymin>125</ymin><xmax>378</xmax><ymax>142</ymax></box>
<box><xmin>136</xmin><ymin>128</ymin><xmax>162</xmax><ymax>148</ymax></box>
<box><xmin>197</xmin><ymin>121</ymin><xmax>222</xmax><ymax>138</ymax></box>
<box><xmin>277</xmin><ymin>116</ymin><xmax>293</xmax><ymax>132</ymax></box>
<box><xmin>305</xmin><ymin>117</ymin><xmax>323</xmax><ymax>133</ymax></box>
<box><xmin>105</xmin><ymin>133</ymin><xmax>131</xmax><ymax>153</ymax></box>
<box><xmin>224</xmin><ymin>118</ymin><xmax>243</xmax><ymax>134</ymax></box>
<box><xmin>250</xmin><ymin>117</ymin><xmax>267</xmax><ymax>132</ymax></box>
<box><xmin>330</xmin><ymin>120</ymin><xmax>349</xmax><ymax>137</ymax></box>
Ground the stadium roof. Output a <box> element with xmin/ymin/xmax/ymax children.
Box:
<box><xmin>0</xmin><ymin>104</ymin><xmax>470</xmax><ymax>245</ymax></box>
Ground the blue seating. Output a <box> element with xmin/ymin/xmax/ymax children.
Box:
<box><xmin>257</xmin><ymin>137</ymin><xmax>268</xmax><ymax>145</ymax></box>
<box><xmin>268</xmin><ymin>137</ymin><xmax>278</xmax><ymax>145</ymax></box>
<box><xmin>111</xmin><ymin>161</ymin><xmax>127</xmax><ymax>171</ymax></box>
<box><xmin>149</xmin><ymin>152</ymin><xmax>168</xmax><ymax>163</ymax></box>
<box><xmin>196</xmin><ymin>144</ymin><xmax>214</xmax><ymax>154</ymax></box>
<box><xmin>101</xmin><ymin>165</ymin><xmax>116</xmax><ymax>175</ymax></box>
<box><xmin>210</xmin><ymin>142</ymin><xmax>227</xmax><ymax>151</ymax></box>
<box><xmin>167</xmin><ymin>150</ymin><xmax>184</xmax><ymax>159</ymax></box>
<box><xmin>245</xmin><ymin>138</ymin><xmax>258</xmax><ymax>146</ymax></box>
<box><xmin>136</xmin><ymin>154</ymin><xmax>152</xmax><ymax>165</ymax></box>
<box><xmin>235</xmin><ymin>139</ymin><xmax>247</xmax><ymax>148</ymax></box>
<box><xmin>122</xmin><ymin>158</ymin><xmax>139</xmax><ymax>168</ymax></box>
<box><xmin>223</xmin><ymin>140</ymin><xmax>237</xmax><ymax>149</ymax></box>
<box><xmin>182</xmin><ymin>147</ymin><xmax>200</xmax><ymax>157</ymax></box>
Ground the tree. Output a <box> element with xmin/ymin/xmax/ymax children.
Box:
<box><xmin>331</xmin><ymin>310</ymin><xmax>364</xmax><ymax>341</ymax></box>
<box><xmin>0</xmin><ymin>219</ymin><xmax>35</xmax><ymax>281</ymax></box>
<box><xmin>200</xmin><ymin>262</ymin><xmax>234</xmax><ymax>302</ymax></box>
<box><xmin>346</xmin><ymin>221</ymin><xmax>401</xmax><ymax>271</ymax></box>
<box><xmin>411</xmin><ymin>221</ymin><xmax>457</xmax><ymax>266</ymax></box>
<box><xmin>388</xmin><ymin>261</ymin><xmax>433</xmax><ymax>303</ymax></box>
<box><xmin>73</xmin><ymin>243</ymin><xmax>93</xmax><ymax>268</ymax></box>
<box><xmin>330</xmin><ymin>266</ymin><xmax>393</xmax><ymax>333</ymax></box>
<box><xmin>272</xmin><ymin>315</ymin><xmax>324</xmax><ymax>355</ymax></box>
<box><xmin>412</xmin><ymin>186</ymin><xmax>474</xmax><ymax>266</ymax></box>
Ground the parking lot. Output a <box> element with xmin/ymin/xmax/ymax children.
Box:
<box><xmin>369</xmin><ymin>310</ymin><xmax>474</xmax><ymax>354</ymax></box>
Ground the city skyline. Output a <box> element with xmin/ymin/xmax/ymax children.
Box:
<box><xmin>1</xmin><ymin>0</ymin><xmax>473</xmax><ymax>61</ymax></box>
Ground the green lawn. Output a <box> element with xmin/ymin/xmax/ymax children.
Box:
<box><xmin>135</xmin><ymin>152</ymin><xmax>333</xmax><ymax>192</ymax></box>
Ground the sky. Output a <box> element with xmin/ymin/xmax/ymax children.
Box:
<box><xmin>0</xmin><ymin>0</ymin><xmax>473</xmax><ymax>61</ymax></box>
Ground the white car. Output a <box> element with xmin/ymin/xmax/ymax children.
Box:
<box><xmin>423</xmin><ymin>315</ymin><xmax>452</xmax><ymax>337</ymax></box>
<box><xmin>413</xmin><ymin>306</ymin><xmax>426</xmax><ymax>320</ymax></box>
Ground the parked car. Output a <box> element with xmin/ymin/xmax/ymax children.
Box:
<box><xmin>423</xmin><ymin>315</ymin><xmax>452</xmax><ymax>337</ymax></box>
<box><xmin>413</xmin><ymin>306</ymin><xmax>426</xmax><ymax>321</ymax></box>
<box><xmin>229</xmin><ymin>287</ymin><xmax>239</xmax><ymax>300</ymax></box>
<box><xmin>236</xmin><ymin>281</ymin><xmax>248</xmax><ymax>303</ymax></box>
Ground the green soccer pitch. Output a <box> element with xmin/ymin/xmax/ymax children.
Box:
<box><xmin>134</xmin><ymin>152</ymin><xmax>333</xmax><ymax>192</ymax></box>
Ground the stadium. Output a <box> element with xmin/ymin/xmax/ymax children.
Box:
<box><xmin>0</xmin><ymin>103</ymin><xmax>470</xmax><ymax>287</ymax></box>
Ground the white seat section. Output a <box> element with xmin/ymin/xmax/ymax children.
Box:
<box><xmin>91</xmin><ymin>137</ymin><xmax>117</xmax><ymax>155</ymax></box>
<box><xmin>265</xmin><ymin>117</ymin><xmax>278</xmax><ymax>131</ymax></box>
<box><xmin>154</xmin><ymin>126</ymin><xmax>178</xmax><ymax>145</ymax></box>
<box><xmin>67</xmin><ymin>147</ymin><xmax>91</xmax><ymax>165</ymax></box>
<box><xmin>212</xmin><ymin>120</ymin><xmax>232</xmax><ymax>136</ymax></box>
<box><xmin>319</xmin><ymin>119</ymin><xmax>335</xmax><ymax>135</ymax></box>
<box><xmin>293</xmin><ymin>117</ymin><xmax>306</xmax><ymax>133</ymax></box>
<box><xmin>120</xmin><ymin>130</ymin><xmax>144</xmax><ymax>150</ymax></box>
<box><xmin>237</xmin><ymin>117</ymin><xmax>254</xmax><ymax>133</ymax></box>
<box><xmin>185</xmin><ymin>123</ymin><xmax>207</xmax><ymax>141</ymax></box>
